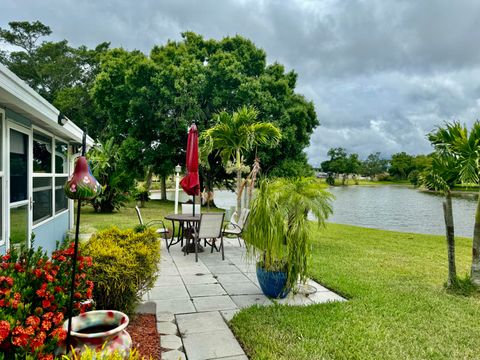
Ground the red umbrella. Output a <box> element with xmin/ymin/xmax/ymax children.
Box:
<box><xmin>180</xmin><ymin>124</ymin><xmax>200</xmax><ymax>213</ymax></box>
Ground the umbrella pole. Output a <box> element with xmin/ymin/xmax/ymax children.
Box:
<box><xmin>192</xmin><ymin>195</ymin><xmax>195</xmax><ymax>216</ymax></box>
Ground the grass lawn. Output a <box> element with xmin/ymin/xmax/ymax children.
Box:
<box><xmin>77</xmin><ymin>200</ymin><xmax>221</xmax><ymax>233</ymax></box>
<box><xmin>230</xmin><ymin>223</ymin><xmax>480</xmax><ymax>359</ymax></box>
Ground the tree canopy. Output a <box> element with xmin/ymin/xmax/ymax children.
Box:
<box><xmin>0</xmin><ymin>21</ymin><xmax>110</xmax><ymax>136</ymax></box>
<box><xmin>92</xmin><ymin>32</ymin><xmax>319</xmax><ymax>186</ymax></box>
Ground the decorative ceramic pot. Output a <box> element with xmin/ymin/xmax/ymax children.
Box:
<box><xmin>63</xmin><ymin>310</ymin><xmax>132</xmax><ymax>357</ymax></box>
<box><xmin>256</xmin><ymin>264</ymin><xmax>291</xmax><ymax>299</ymax></box>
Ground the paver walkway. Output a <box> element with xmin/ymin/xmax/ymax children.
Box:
<box><xmin>144</xmin><ymin>237</ymin><xmax>345</xmax><ymax>360</ymax></box>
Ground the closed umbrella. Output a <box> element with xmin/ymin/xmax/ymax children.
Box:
<box><xmin>180</xmin><ymin>123</ymin><xmax>200</xmax><ymax>214</ymax></box>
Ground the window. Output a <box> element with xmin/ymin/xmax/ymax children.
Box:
<box><xmin>32</xmin><ymin>131</ymin><xmax>53</xmax><ymax>225</ymax></box>
<box><xmin>33</xmin><ymin>132</ymin><xmax>52</xmax><ymax>173</ymax></box>
<box><xmin>33</xmin><ymin>177</ymin><xmax>52</xmax><ymax>224</ymax></box>
<box><xmin>10</xmin><ymin>129</ymin><xmax>28</xmax><ymax>203</ymax></box>
<box><xmin>55</xmin><ymin>177</ymin><xmax>68</xmax><ymax>213</ymax></box>
<box><xmin>32</xmin><ymin>131</ymin><xmax>69</xmax><ymax>226</ymax></box>
<box><xmin>55</xmin><ymin>141</ymin><xmax>68</xmax><ymax>174</ymax></box>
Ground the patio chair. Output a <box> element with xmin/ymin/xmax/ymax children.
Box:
<box><xmin>190</xmin><ymin>212</ymin><xmax>225</xmax><ymax>262</ymax></box>
<box><xmin>135</xmin><ymin>206</ymin><xmax>170</xmax><ymax>250</ymax></box>
<box><xmin>223</xmin><ymin>208</ymin><xmax>250</xmax><ymax>247</ymax></box>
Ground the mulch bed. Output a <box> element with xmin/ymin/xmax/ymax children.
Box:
<box><xmin>128</xmin><ymin>314</ymin><xmax>161</xmax><ymax>359</ymax></box>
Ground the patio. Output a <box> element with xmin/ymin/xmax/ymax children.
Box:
<box><xmin>142</xmin><ymin>236</ymin><xmax>345</xmax><ymax>360</ymax></box>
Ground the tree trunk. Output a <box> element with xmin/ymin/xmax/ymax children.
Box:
<box><xmin>160</xmin><ymin>175</ymin><xmax>167</xmax><ymax>201</ymax></box>
<box><xmin>471</xmin><ymin>191</ymin><xmax>480</xmax><ymax>285</ymax></box>
<box><xmin>236</xmin><ymin>149</ymin><xmax>242</xmax><ymax>215</ymax></box>
<box><xmin>145</xmin><ymin>166</ymin><xmax>154</xmax><ymax>191</ymax></box>
<box><xmin>443</xmin><ymin>192</ymin><xmax>456</xmax><ymax>286</ymax></box>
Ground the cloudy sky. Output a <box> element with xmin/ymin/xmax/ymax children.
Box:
<box><xmin>2</xmin><ymin>0</ymin><xmax>480</xmax><ymax>166</ymax></box>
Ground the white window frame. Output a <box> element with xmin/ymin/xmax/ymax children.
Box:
<box><xmin>54</xmin><ymin>137</ymin><xmax>69</xmax><ymax>215</ymax></box>
<box><xmin>7</xmin><ymin>121</ymin><xmax>32</xmax><ymax>249</ymax></box>
<box><xmin>0</xmin><ymin>109</ymin><xmax>5</xmax><ymax>247</ymax></box>
<box><xmin>31</xmin><ymin>126</ymin><xmax>70</xmax><ymax>229</ymax></box>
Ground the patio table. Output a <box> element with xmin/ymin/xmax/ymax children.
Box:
<box><xmin>164</xmin><ymin>213</ymin><xmax>203</xmax><ymax>253</ymax></box>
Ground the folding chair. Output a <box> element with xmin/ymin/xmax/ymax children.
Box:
<box><xmin>223</xmin><ymin>208</ymin><xmax>250</xmax><ymax>247</ymax></box>
<box><xmin>135</xmin><ymin>206</ymin><xmax>171</xmax><ymax>250</ymax></box>
<box><xmin>190</xmin><ymin>212</ymin><xmax>225</xmax><ymax>262</ymax></box>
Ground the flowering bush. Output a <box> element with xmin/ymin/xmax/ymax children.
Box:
<box><xmin>0</xmin><ymin>242</ymin><xmax>94</xmax><ymax>359</ymax></box>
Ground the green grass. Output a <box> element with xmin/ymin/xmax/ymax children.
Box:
<box><xmin>77</xmin><ymin>200</ymin><xmax>177</xmax><ymax>233</ymax></box>
<box><xmin>230</xmin><ymin>223</ymin><xmax>480</xmax><ymax>360</ymax></box>
<box><xmin>77</xmin><ymin>200</ymin><xmax>221</xmax><ymax>233</ymax></box>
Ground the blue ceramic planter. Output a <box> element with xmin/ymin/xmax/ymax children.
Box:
<box><xmin>256</xmin><ymin>264</ymin><xmax>291</xmax><ymax>299</ymax></box>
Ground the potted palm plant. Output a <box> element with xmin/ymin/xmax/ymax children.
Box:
<box><xmin>243</xmin><ymin>177</ymin><xmax>333</xmax><ymax>298</ymax></box>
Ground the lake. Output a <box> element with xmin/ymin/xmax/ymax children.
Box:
<box><xmin>160</xmin><ymin>186</ymin><xmax>478</xmax><ymax>237</ymax></box>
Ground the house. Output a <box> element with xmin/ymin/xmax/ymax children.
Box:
<box><xmin>0</xmin><ymin>63</ymin><xmax>93</xmax><ymax>255</ymax></box>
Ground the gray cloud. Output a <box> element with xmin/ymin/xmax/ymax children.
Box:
<box><xmin>2</xmin><ymin>0</ymin><xmax>480</xmax><ymax>166</ymax></box>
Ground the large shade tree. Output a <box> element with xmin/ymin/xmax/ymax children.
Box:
<box><xmin>92</xmin><ymin>32</ymin><xmax>318</xmax><ymax>197</ymax></box>
<box><xmin>202</xmin><ymin>106</ymin><xmax>281</xmax><ymax>213</ymax></box>
<box><xmin>428</xmin><ymin>121</ymin><xmax>480</xmax><ymax>285</ymax></box>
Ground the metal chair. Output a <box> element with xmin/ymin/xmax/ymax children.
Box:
<box><xmin>191</xmin><ymin>212</ymin><xmax>225</xmax><ymax>262</ymax></box>
<box><xmin>135</xmin><ymin>206</ymin><xmax>170</xmax><ymax>250</ymax></box>
<box><xmin>223</xmin><ymin>208</ymin><xmax>250</xmax><ymax>247</ymax></box>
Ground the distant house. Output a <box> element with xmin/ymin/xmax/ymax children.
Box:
<box><xmin>0</xmin><ymin>64</ymin><xmax>93</xmax><ymax>254</ymax></box>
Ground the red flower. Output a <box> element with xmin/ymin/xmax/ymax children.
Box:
<box><xmin>36</xmin><ymin>283</ymin><xmax>47</xmax><ymax>298</ymax></box>
<box><xmin>41</xmin><ymin>320</ymin><xmax>52</xmax><ymax>331</ymax></box>
<box><xmin>11</xmin><ymin>326</ymin><xmax>29</xmax><ymax>347</ymax></box>
<box><xmin>50</xmin><ymin>327</ymin><xmax>66</xmax><ymax>341</ymax></box>
<box><xmin>52</xmin><ymin>312</ymin><xmax>63</xmax><ymax>326</ymax></box>
<box><xmin>26</xmin><ymin>316</ymin><xmax>41</xmax><ymax>328</ymax></box>
<box><xmin>4</xmin><ymin>277</ymin><xmax>13</xmax><ymax>287</ymax></box>
<box><xmin>73</xmin><ymin>292</ymin><xmax>82</xmax><ymax>299</ymax></box>
<box><xmin>45</xmin><ymin>274</ymin><xmax>54</xmax><ymax>282</ymax></box>
<box><xmin>14</xmin><ymin>263</ymin><xmax>23</xmax><ymax>272</ymax></box>
<box><xmin>41</xmin><ymin>300</ymin><xmax>51</xmax><ymax>309</ymax></box>
<box><xmin>0</xmin><ymin>320</ymin><xmax>10</xmax><ymax>343</ymax></box>
<box><xmin>33</xmin><ymin>269</ymin><xmax>42</xmax><ymax>278</ymax></box>
<box><xmin>30</xmin><ymin>331</ymin><xmax>46</xmax><ymax>352</ymax></box>
<box><xmin>0</xmin><ymin>263</ymin><xmax>7</xmax><ymax>270</ymax></box>
<box><xmin>1</xmin><ymin>254</ymin><xmax>10</xmax><ymax>262</ymax></box>
<box><xmin>42</xmin><ymin>312</ymin><xmax>53</xmax><ymax>320</ymax></box>
<box><xmin>13</xmin><ymin>292</ymin><xmax>21</xmax><ymax>301</ymax></box>
<box><xmin>39</xmin><ymin>354</ymin><xmax>53</xmax><ymax>360</ymax></box>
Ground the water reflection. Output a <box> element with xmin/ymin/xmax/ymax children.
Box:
<box><xmin>327</xmin><ymin>186</ymin><xmax>476</xmax><ymax>237</ymax></box>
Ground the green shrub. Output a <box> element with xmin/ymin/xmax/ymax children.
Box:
<box><xmin>81</xmin><ymin>227</ymin><xmax>160</xmax><ymax>314</ymax></box>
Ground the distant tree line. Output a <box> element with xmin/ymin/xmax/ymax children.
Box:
<box><xmin>319</xmin><ymin>147</ymin><xmax>432</xmax><ymax>185</ymax></box>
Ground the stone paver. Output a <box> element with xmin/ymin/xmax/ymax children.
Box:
<box><xmin>149</xmin><ymin>285</ymin><xmax>190</xmax><ymax>300</ymax></box>
<box><xmin>161</xmin><ymin>334</ymin><xmax>183</xmax><ymax>350</ymax></box>
<box><xmin>156</xmin><ymin>321</ymin><xmax>177</xmax><ymax>335</ymax></box>
<box><xmin>183</xmin><ymin>330</ymin><xmax>245</xmax><ymax>360</ymax></box>
<box><xmin>162</xmin><ymin>349</ymin><xmax>187</xmax><ymax>360</ymax></box>
<box><xmin>231</xmin><ymin>294</ymin><xmax>272</xmax><ymax>309</ymax></box>
<box><xmin>221</xmin><ymin>281</ymin><xmax>262</xmax><ymax>296</ymax></box>
<box><xmin>155</xmin><ymin>298</ymin><xmax>196</xmax><ymax>314</ymax></box>
<box><xmin>186</xmin><ymin>283</ymin><xmax>227</xmax><ymax>297</ymax></box>
<box><xmin>192</xmin><ymin>295</ymin><xmax>238</xmax><ymax>312</ymax></box>
<box><xmin>146</xmin><ymin>236</ymin><xmax>345</xmax><ymax>359</ymax></box>
<box><xmin>176</xmin><ymin>311</ymin><xmax>227</xmax><ymax>335</ymax></box>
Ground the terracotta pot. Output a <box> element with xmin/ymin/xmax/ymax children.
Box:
<box><xmin>63</xmin><ymin>310</ymin><xmax>132</xmax><ymax>357</ymax></box>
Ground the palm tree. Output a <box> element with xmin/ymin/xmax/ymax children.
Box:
<box><xmin>420</xmin><ymin>153</ymin><xmax>459</xmax><ymax>286</ymax></box>
<box><xmin>202</xmin><ymin>106</ymin><xmax>281</xmax><ymax>214</ymax></box>
<box><xmin>428</xmin><ymin>121</ymin><xmax>480</xmax><ymax>285</ymax></box>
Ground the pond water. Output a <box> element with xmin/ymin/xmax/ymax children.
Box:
<box><xmin>327</xmin><ymin>185</ymin><xmax>477</xmax><ymax>237</ymax></box>
<box><xmin>160</xmin><ymin>186</ymin><xmax>478</xmax><ymax>237</ymax></box>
